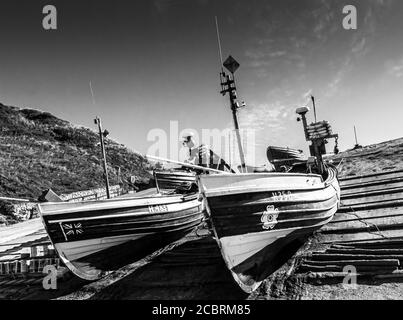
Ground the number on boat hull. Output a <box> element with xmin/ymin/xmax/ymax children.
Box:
<box><xmin>148</xmin><ymin>205</ymin><xmax>169</xmax><ymax>213</ymax></box>
<box><xmin>271</xmin><ymin>191</ymin><xmax>293</xmax><ymax>201</ymax></box>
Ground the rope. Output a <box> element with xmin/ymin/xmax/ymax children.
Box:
<box><xmin>195</xmin><ymin>216</ymin><xmax>212</xmax><ymax>238</ymax></box>
<box><xmin>344</xmin><ymin>206</ymin><xmax>389</xmax><ymax>239</ymax></box>
<box><xmin>336</xmin><ymin>158</ymin><xmax>345</xmax><ymax>172</ymax></box>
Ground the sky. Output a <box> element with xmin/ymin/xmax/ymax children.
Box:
<box><xmin>0</xmin><ymin>0</ymin><xmax>402</xmax><ymax>166</ymax></box>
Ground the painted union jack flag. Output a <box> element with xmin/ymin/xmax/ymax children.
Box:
<box><xmin>62</xmin><ymin>223</ymin><xmax>84</xmax><ymax>236</ymax></box>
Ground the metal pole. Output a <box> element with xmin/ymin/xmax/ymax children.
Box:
<box><xmin>354</xmin><ymin>126</ymin><xmax>359</xmax><ymax>145</ymax></box>
<box><xmin>311</xmin><ymin>95</ymin><xmax>317</xmax><ymax>123</ymax></box>
<box><xmin>146</xmin><ymin>155</ymin><xmax>233</xmax><ymax>174</ymax></box>
<box><xmin>95</xmin><ymin>117</ymin><xmax>111</xmax><ymax>199</ymax></box>
<box><xmin>228</xmin><ymin>74</ymin><xmax>247</xmax><ymax>172</ymax></box>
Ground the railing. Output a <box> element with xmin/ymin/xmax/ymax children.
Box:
<box><xmin>60</xmin><ymin>185</ymin><xmax>124</xmax><ymax>202</ymax></box>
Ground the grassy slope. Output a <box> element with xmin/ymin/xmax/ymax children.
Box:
<box><xmin>0</xmin><ymin>102</ymin><xmax>153</xmax><ymax>200</ymax></box>
<box><xmin>333</xmin><ymin>137</ymin><xmax>403</xmax><ymax>177</ymax></box>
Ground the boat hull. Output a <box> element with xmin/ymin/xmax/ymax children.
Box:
<box><xmin>266</xmin><ymin>146</ymin><xmax>304</xmax><ymax>161</ymax></box>
<box><xmin>38</xmin><ymin>194</ymin><xmax>204</xmax><ymax>280</ymax></box>
<box><xmin>154</xmin><ymin>171</ymin><xmax>196</xmax><ymax>192</ymax></box>
<box><xmin>198</xmin><ymin>168</ymin><xmax>340</xmax><ymax>293</ymax></box>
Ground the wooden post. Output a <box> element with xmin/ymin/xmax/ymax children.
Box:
<box><xmin>94</xmin><ymin>117</ymin><xmax>111</xmax><ymax>199</ymax></box>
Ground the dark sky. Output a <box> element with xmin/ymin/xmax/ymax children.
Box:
<box><xmin>0</xmin><ymin>0</ymin><xmax>402</xmax><ymax>165</ymax></box>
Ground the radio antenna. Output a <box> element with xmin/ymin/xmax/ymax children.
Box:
<box><xmin>215</xmin><ymin>16</ymin><xmax>224</xmax><ymax>72</ymax></box>
<box><xmin>311</xmin><ymin>95</ymin><xmax>317</xmax><ymax>123</ymax></box>
<box><xmin>89</xmin><ymin>81</ymin><xmax>96</xmax><ymax>106</ymax></box>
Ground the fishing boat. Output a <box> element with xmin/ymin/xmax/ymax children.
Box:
<box><xmin>197</xmin><ymin>51</ymin><xmax>341</xmax><ymax>292</ymax></box>
<box><xmin>38</xmin><ymin>192</ymin><xmax>204</xmax><ymax>280</ymax></box>
<box><xmin>267</xmin><ymin>146</ymin><xmax>306</xmax><ymax>171</ymax></box>
<box><xmin>150</xmin><ymin>150</ymin><xmax>236</xmax><ymax>194</ymax></box>
<box><xmin>198</xmin><ymin>166</ymin><xmax>340</xmax><ymax>292</ymax></box>
<box><xmin>266</xmin><ymin>146</ymin><xmax>305</xmax><ymax>162</ymax></box>
<box><xmin>154</xmin><ymin>170</ymin><xmax>197</xmax><ymax>193</ymax></box>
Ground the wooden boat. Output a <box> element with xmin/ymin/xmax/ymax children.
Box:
<box><xmin>267</xmin><ymin>146</ymin><xmax>306</xmax><ymax>171</ymax></box>
<box><xmin>201</xmin><ymin>51</ymin><xmax>341</xmax><ymax>292</ymax></box>
<box><xmin>198</xmin><ymin>166</ymin><xmax>340</xmax><ymax>292</ymax></box>
<box><xmin>152</xmin><ymin>150</ymin><xmax>235</xmax><ymax>193</ymax></box>
<box><xmin>266</xmin><ymin>146</ymin><xmax>305</xmax><ymax>162</ymax></box>
<box><xmin>154</xmin><ymin>170</ymin><xmax>196</xmax><ymax>193</ymax></box>
<box><xmin>38</xmin><ymin>193</ymin><xmax>204</xmax><ymax>280</ymax></box>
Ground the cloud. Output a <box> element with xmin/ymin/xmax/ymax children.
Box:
<box><xmin>351</xmin><ymin>37</ymin><xmax>367</xmax><ymax>55</ymax></box>
<box><xmin>386</xmin><ymin>57</ymin><xmax>403</xmax><ymax>78</ymax></box>
<box><xmin>325</xmin><ymin>56</ymin><xmax>353</xmax><ymax>98</ymax></box>
<box><xmin>238</xmin><ymin>101</ymin><xmax>288</xmax><ymax>132</ymax></box>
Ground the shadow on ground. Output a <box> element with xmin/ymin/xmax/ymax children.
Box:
<box><xmin>89</xmin><ymin>237</ymin><xmax>248</xmax><ymax>300</ymax></box>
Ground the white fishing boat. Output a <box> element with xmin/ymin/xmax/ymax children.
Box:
<box><xmin>197</xmin><ymin>51</ymin><xmax>341</xmax><ymax>293</ymax></box>
<box><xmin>198</xmin><ymin>167</ymin><xmax>340</xmax><ymax>292</ymax></box>
<box><xmin>38</xmin><ymin>192</ymin><xmax>203</xmax><ymax>280</ymax></box>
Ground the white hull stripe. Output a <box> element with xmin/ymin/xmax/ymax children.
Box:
<box><xmin>46</xmin><ymin>199</ymin><xmax>201</xmax><ymax>224</ymax></box>
<box><xmin>55</xmin><ymin>233</ymin><xmax>149</xmax><ymax>261</ymax></box>
<box><xmin>39</xmin><ymin>194</ymin><xmax>195</xmax><ymax>216</ymax></box>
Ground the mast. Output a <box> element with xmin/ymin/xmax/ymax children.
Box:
<box><xmin>214</xmin><ymin>18</ymin><xmax>247</xmax><ymax>172</ymax></box>
<box><xmin>94</xmin><ymin>117</ymin><xmax>111</xmax><ymax>199</ymax></box>
<box><xmin>220</xmin><ymin>64</ymin><xmax>247</xmax><ymax>172</ymax></box>
<box><xmin>89</xmin><ymin>81</ymin><xmax>111</xmax><ymax>199</ymax></box>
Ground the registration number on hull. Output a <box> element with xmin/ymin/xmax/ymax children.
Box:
<box><xmin>271</xmin><ymin>191</ymin><xmax>293</xmax><ymax>201</ymax></box>
<box><xmin>148</xmin><ymin>204</ymin><xmax>169</xmax><ymax>213</ymax></box>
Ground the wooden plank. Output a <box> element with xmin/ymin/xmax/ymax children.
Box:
<box><xmin>341</xmin><ymin>187</ymin><xmax>403</xmax><ymax>200</ymax></box>
<box><xmin>341</xmin><ymin>176</ymin><xmax>403</xmax><ymax>191</ymax></box>
<box><xmin>299</xmin><ymin>264</ymin><xmax>397</xmax><ymax>273</ymax></box>
<box><xmin>116</xmin><ymin>188</ymin><xmax>158</xmax><ymax>199</ymax></box>
<box><xmin>0</xmin><ymin>235</ymin><xmax>50</xmax><ymax>257</ymax></box>
<box><xmin>341</xmin><ymin>192</ymin><xmax>403</xmax><ymax>207</ymax></box>
<box><xmin>303</xmin><ymin>259</ymin><xmax>400</xmax><ymax>266</ymax></box>
<box><xmin>0</xmin><ymin>219</ymin><xmax>44</xmax><ymax>245</ymax></box>
<box><xmin>323</xmin><ymin>216</ymin><xmax>403</xmax><ymax>232</ymax></box>
<box><xmin>339</xmin><ymin>199</ymin><xmax>403</xmax><ymax>212</ymax></box>
<box><xmin>326</xmin><ymin>248</ymin><xmax>403</xmax><ymax>255</ymax></box>
<box><xmin>308</xmin><ymin>254</ymin><xmax>403</xmax><ymax>262</ymax></box>
<box><xmin>339</xmin><ymin>169</ymin><xmax>403</xmax><ymax>183</ymax></box>
<box><xmin>374</xmin><ymin>271</ymin><xmax>403</xmax><ymax>280</ymax></box>
<box><xmin>331</xmin><ymin>207</ymin><xmax>403</xmax><ymax>223</ymax></box>
<box><xmin>332</xmin><ymin>239</ymin><xmax>403</xmax><ymax>248</ymax></box>
<box><xmin>318</xmin><ymin>230</ymin><xmax>403</xmax><ymax>243</ymax></box>
<box><xmin>341</xmin><ymin>180</ymin><xmax>403</xmax><ymax>195</ymax></box>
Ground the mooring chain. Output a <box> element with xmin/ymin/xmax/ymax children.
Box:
<box><xmin>346</xmin><ymin>206</ymin><xmax>389</xmax><ymax>239</ymax></box>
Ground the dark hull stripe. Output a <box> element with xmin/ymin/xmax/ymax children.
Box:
<box><xmin>45</xmin><ymin>209</ymin><xmax>204</xmax><ymax>243</ymax></box>
<box><xmin>208</xmin><ymin>189</ymin><xmax>336</xmax><ymax>209</ymax></box>
<box><xmin>209</xmin><ymin>189</ymin><xmax>338</xmax><ymax>238</ymax></box>
<box><xmin>44</xmin><ymin>206</ymin><xmax>202</xmax><ymax>227</ymax></box>
<box><xmin>214</xmin><ymin>207</ymin><xmax>336</xmax><ymax>237</ymax></box>
<box><xmin>211</xmin><ymin>195</ymin><xmax>338</xmax><ymax>218</ymax></box>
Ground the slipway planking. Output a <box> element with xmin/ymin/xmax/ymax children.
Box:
<box><xmin>296</xmin><ymin>169</ymin><xmax>403</xmax><ymax>280</ymax></box>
